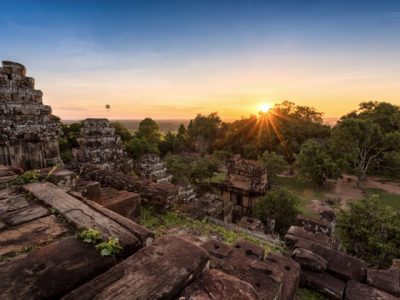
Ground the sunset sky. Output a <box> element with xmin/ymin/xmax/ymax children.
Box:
<box><xmin>1</xmin><ymin>0</ymin><xmax>400</xmax><ymax>120</ymax></box>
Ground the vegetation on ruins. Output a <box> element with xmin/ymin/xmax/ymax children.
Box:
<box><xmin>79</xmin><ymin>228</ymin><xmax>122</xmax><ymax>257</ymax></box>
<box><xmin>141</xmin><ymin>207</ymin><xmax>282</xmax><ymax>253</ymax></box>
<box><xmin>79</xmin><ymin>229</ymin><xmax>102</xmax><ymax>244</ymax></box>
<box><xmin>296</xmin><ymin>139</ymin><xmax>340</xmax><ymax>187</ymax></box>
<box><xmin>254</xmin><ymin>187</ymin><xmax>300</xmax><ymax>235</ymax></box>
<box><xmin>95</xmin><ymin>237</ymin><xmax>123</xmax><ymax>257</ymax></box>
<box><xmin>336</xmin><ymin>195</ymin><xmax>400</xmax><ymax>268</ymax></box>
<box><xmin>8</xmin><ymin>170</ymin><xmax>41</xmax><ymax>185</ymax></box>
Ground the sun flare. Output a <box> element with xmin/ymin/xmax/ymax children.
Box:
<box><xmin>259</xmin><ymin>103</ymin><xmax>271</xmax><ymax>113</ymax></box>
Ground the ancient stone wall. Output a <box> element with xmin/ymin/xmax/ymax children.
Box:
<box><xmin>0</xmin><ymin>61</ymin><xmax>62</xmax><ymax>170</ymax></box>
<box><xmin>73</xmin><ymin>118</ymin><xmax>133</xmax><ymax>174</ymax></box>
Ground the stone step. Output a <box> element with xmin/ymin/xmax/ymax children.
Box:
<box><xmin>63</xmin><ymin>235</ymin><xmax>209</xmax><ymax>300</ymax></box>
<box><xmin>0</xmin><ymin>237</ymin><xmax>115</xmax><ymax>299</ymax></box>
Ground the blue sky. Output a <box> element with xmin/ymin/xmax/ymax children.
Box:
<box><xmin>1</xmin><ymin>0</ymin><xmax>400</xmax><ymax>119</ymax></box>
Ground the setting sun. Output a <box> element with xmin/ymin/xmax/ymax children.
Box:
<box><xmin>259</xmin><ymin>103</ymin><xmax>271</xmax><ymax>113</ymax></box>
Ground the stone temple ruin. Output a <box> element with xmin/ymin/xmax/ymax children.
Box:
<box><xmin>220</xmin><ymin>155</ymin><xmax>268</xmax><ymax>218</ymax></box>
<box><xmin>0</xmin><ymin>61</ymin><xmax>62</xmax><ymax>170</ymax></box>
<box><xmin>1</xmin><ymin>61</ymin><xmax>399</xmax><ymax>300</ymax></box>
<box><xmin>73</xmin><ymin>118</ymin><xmax>133</xmax><ymax>175</ymax></box>
<box><xmin>135</xmin><ymin>153</ymin><xmax>172</xmax><ymax>183</ymax></box>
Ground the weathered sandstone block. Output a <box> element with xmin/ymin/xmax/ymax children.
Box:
<box><xmin>63</xmin><ymin>235</ymin><xmax>210</xmax><ymax>300</ymax></box>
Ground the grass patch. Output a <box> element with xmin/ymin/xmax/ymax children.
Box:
<box><xmin>276</xmin><ymin>176</ymin><xmax>326</xmax><ymax>218</ymax></box>
<box><xmin>364</xmin><ymin>188</ymin><xmax>400</xmax><ymax>211</ymax></box>
<box><xmin>141</xmin><ymin>207</ymin><xmax>282</xmax><ymax>254</ymax></box>
<box><xmin>295</xmin><ymin>288</ymin><xmax>327</xmax><ymax>300</ymax></box>
<box><xmin>210</xmin><ymin>172</ymin><xmax>226</xmax><ymax>183</ymax></box>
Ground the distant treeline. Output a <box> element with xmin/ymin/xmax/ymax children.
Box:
<box><xmin>62</xmin><ymin>119</ymin><xmax>190</xmax><ymax>134</ymax></box>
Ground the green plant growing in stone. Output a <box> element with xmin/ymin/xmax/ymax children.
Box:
<box><xmin>95</xmin><ymin>237</ymin><xmax>123</xmax><ymax>257</ymax></box>
<box><xmin>79</xmin><ymin>228</ymin><xmax>102</xmax><ymax>244</ymax></box>
<box><xmin>9</xmin><ymin>170</ymin><xmax>41</xmax><ymax>185</ymax></box>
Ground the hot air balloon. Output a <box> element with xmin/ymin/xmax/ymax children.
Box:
<box><xmin>105</xmin><ymin>104</ymin><xmax>110</xmax><ymax>111</ymax></box>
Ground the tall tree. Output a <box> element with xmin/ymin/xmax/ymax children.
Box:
<box><xmin>296</xmin><ymin>139</ymin><xmax>340</xmax><ymax>187</ymax></box>
<box><xmin>330</xmin><ymin>118</ymin><xmax>400</xmax><ymax>184</ymax></box>
<box><xmin>136</xmin><ymin>118</ymin><xmax>161</xmax><ymax>144</ymax></box>
<box><xmin>187</xmin><ymin>113</ymin><xmax>222</xmax><ymax>153</ymax></box>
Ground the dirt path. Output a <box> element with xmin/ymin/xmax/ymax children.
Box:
<box><xmin>364</xmin><ymin>176</ymin><xmax>400</xmax><ymax>195</ymax></box>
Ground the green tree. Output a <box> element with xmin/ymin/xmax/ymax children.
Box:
<box><xmin>164</xmin><ymin>154</ymin><xmax>191</xmax><ymax>184</ymax></box>
<box><xmin>340</xmin><ymin>102</ymin><xmax>400</xmax><ymax>177</ymax></box>
<box><xmin>159</xmin><ymin>131</ymin><xmax>178</xmax><ymax>156</ymax></box>
<box><xmin>136</xmin><ymin>118</ymin><xmax>161</xmax><ymax>144</ymax></box>
<box><xmin>176</xmin><ymin>124</ymin><xmax>188</xmax><ymax>151</ymax></box>
<box><xmin>110</xmin><ymin>121</ymin><xmax>132</xmax><ymax>143</ymax></box>
<box><xmin>190</xmin><ymin>156</ymin><xmax>219</xmax><ymax>183</ymax></box>
<box><xmin>187</xmin><ymin>113</ymin><xmax>222</xmax><ymax>153</ymax></box>
<box><xmin>258</xmin><ymin>151</ymin><xmax>288</xmax><ymax>186</ymax></box>
<box><xmin>336</xmin><ymin>195</ymin><xmax>400</xmax><ymax>268</ymax></box>
<box><xmin>254</xmin><ymin>187</ymin><xmax>300</xmax><ymax>235</ymax></box>
<box><xmin>296</xmin><ymin>139</ymin><xmax>340</xmax><ymax>187</ymax></box>
<box><xmin>330</xmin><ymin>118</ymin><xmax>400</xmax><ymax>185</ymax></box>
<box><xmin>125</xmin><ymin>136</ymin><xmax>159</xmax><ymax>159</ymax></box>
<box><xmin>59</xmin><ymin>121</ymin><xmax>83</xmax><ymax>162</ymax></box>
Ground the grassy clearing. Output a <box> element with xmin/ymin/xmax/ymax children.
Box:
<box><xmin>275</xmin><ymin>176</ymin><xmax>326</xmax><ymax>218</ymax></box>
<box><xmin>295</xmin><ymin>288</ymin><xmax>327</xmax><ymax>300</ymax></box>
<box><xmin>141</xmin><ymin>207</ymin><xmax>282</xmax><ymax>254</ymax></box>
<box><xmin>364</xmin><ymin>188</ymin><xmax>400</xmax><ymax>211</ymax></box>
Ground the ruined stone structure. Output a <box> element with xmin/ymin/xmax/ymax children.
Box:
<box><xmin>285</xmin><ymin>217</ymin><xmax>400</xmax><ymax>299</ymax></box>
<box><xmin>0</xmin><ymin>61</ymin><xmax>62</xmax><ymax>170</ymax></box>
<box><xmin>220</xmin><ymin>155</ymin><xmax>268</xmax><ymax>216</ymax></box>
<box><xmin>135</xmin><ymin>154</ymin><xmax>172</xmax><ymax>183</ymax></box>
<box><xmin>73</xmin><ymin>118</ymin><xmax>133</xmax><ymax>174</ymax></box>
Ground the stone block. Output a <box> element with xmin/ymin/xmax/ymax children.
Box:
<box><xmin>101</xmin><ymin>188</ymin><xmax>141</xmax><ymax>223</ymax></box>
<box><xmin>300</xmin><ymin>270</ymin><xmax>346</xmax><ymax>300</ymax></box>
<box><xmin>311</xmin><ymin>244</ymin><xmax>367</xmax><ymax>282</ymax></box>
<box><xmin>183</xmin><ymin>269</ymin><xmax>259</xmax><ymax>300</ymax></box>
<box><xmin>233</xmin><ymin>239</ymin><xmax>265</xmax><ymax>260</ymax></box>
<box><xmin>1</xmin><ymin>204</ymin><xmax>49</xmax><ymax>226</ymax></box>
<box><xmin>201</xmin><ymin>239</ymin><xmax>232</xmax><ymax>268</ymax></box>
<box><xmin>285</xmin><ymin>226</ymin><xmax>333</xmax><ymax>250</ymax></box>
<box><xmin>266</xmin><ymin>253</ymin><xmax>301</xmax><ymax>300</ymax></box>
<box><xmin>63</xmin><ymin>235</ymin><xmax>210</xmax><ymax>300</ymax></box>
<box><xmin>74</xmin><ymin>179</ymin><xmax>102</xmax><ymax>202</ymax></box>
<box><xmin>345</xmin><ymin>280</ymin><xmax>398</xmax><ymax>300</ymax></box>
<box><xmin>367</xmin><ymin>269</ymin><xmax>400</xmax><ymax>296</ymax></box>
<box><xmin>219</xmin><ymin>250</ymin><xmax>283</xmax><ymax>299</ymax></box>
<box><xmin>237</xmin><ymin>216</ymin><xmax>265</xmax><ymax>232</ymax></box>
<box><xmin>292</xmin><ymin>247</ymin><xmax>327</xmax><ymax>272</ymax></box>
<box><xmin>0</xmin><ymin>237</ymin><xmax>115</xmax><ymax>299</ymax></box>
<box><xmin>0</xmin><ymin>215</ymin><xmax>70</xmax><ymax>256</ymax></box>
